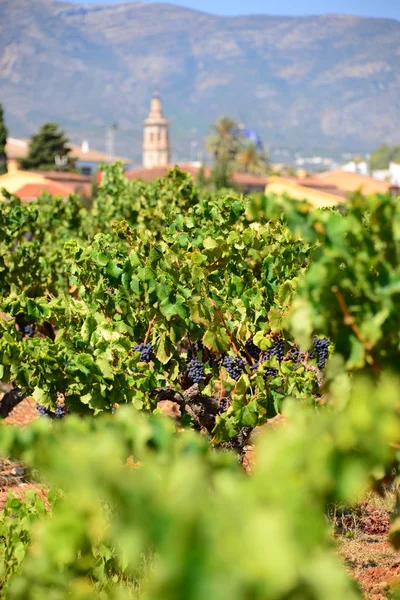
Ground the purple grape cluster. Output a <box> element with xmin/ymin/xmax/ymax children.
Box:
<box><xmin>187</xmin><ymin>359</ymin><xmax>205</xmax><ymax>384</ymax></box>
<box><xmin>36</xmin><ymin>403</ymin><xmax>66</xmax><ymax>419</ymax></box>
<box><xmin>54</xmin><ymin>404</ymin><xmax>67</xmax><ymax>418</ymax></box>
<box><xmin>134</xmin><ymin>343</ymin><xmax>154</xmax><ymax>363</ymax></box>
<box><xmin>187</xmin><ymin>341</ymin><xmax>204</xmax><ymax>362</ymax></box>
<box><xmin>264</xmin><ymin>366</ymin><xmax>278</xmax><ymax>378</ymax></box>
<box><xmin>267</xmin><ymin>337</ymin><xmax>285</xmax><ymax>363</ymax></box>
<box><xmin>243</xmin><ymin>338</ymin><xmax>262</xmax><ymax>361</ymax></box>
<box><xmin>16</xmin><ymin>318</ymin><xmax>35</xmax><ymax>337</ymax></box>
<box><xmin>23</xmin><ymin>324</ymin><xmax>35</xmax><ymax>337</ymax></box>
<box><xmin>222</xmin><ymin>356</ymin><xmax>245</xmax><ymax>381</ymax></box>
<box><xmin>213</xmin><ymin>396</ymin><xmax>230</xmax><ymax>414</ymax></box>
<box><xmin>250</xmin><ymin>355</ymin><xmax>278</xmax><ymax>378</ymax></box>
<box><xmin>313</xmin><ymin>337</ymin><xmax>330</xmax><ymax>370</ymax></box>
<box><xmin>36</xmin><ymin>404</ymin><xmax>52</xmax><ymax>417</ymax></box>
<box><xmin>288</xmin><ymin>345</ymin><xmax>300</xmax><ymax>362</ymax></box>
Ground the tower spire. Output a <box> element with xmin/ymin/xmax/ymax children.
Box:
<box><xmin>143</xmin><ymin>92</ymin><xmax>170</xmax><ymax>168</ymax></box>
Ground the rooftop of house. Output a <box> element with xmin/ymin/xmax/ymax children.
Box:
<box><xmin>6</xmin><ymin>138</ymin><xmax>131</xmax><ymax>165</ymax></box>
<box><xmin>34</xmin><ymin>171</ymin><xmax>92</xmax><ymax>183</ymax></box>
<box><xmin>266</xmin><ymin>176</ymin><xmax>346</xmax><ymax>208</ymax></box>
<box><xmin>9</xmin><ymin>181</ymin><xmax>73</xmax><ymax>202</ymax></box>
<box><xmin>0</xmin><ymin>168</ymin><xmax>92</xmax><ymax>200</ymax></box>
<box><xmin>317</xmin><ymin>170</ymin><xmax>391</xmax><ymax>195</ymax></box>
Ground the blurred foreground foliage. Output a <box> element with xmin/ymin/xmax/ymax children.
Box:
<box><xmin>0</xmin><ymin>374</ymin><xmax>399</xmax><ymax>599</ymax></box>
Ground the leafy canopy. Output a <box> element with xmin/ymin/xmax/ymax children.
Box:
<box><xmin>20</xmin><ymin>123</ymin><xmax>76</xmax><ymax>172</ymax></box>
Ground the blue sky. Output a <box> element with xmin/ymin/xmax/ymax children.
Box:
<box><xmin>66</xmin><ymin>0</ymin><xmax>400</xmax><ymax>20</ymax></box>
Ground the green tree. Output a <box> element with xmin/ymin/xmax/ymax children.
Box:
<box><xmin>207</xmin><ymin>117</ymin><xmax>240</xmax><ymax>162</ymax></box>
<box><xmin>196</xmin><ymin>164</ymin><xmax>208</xmax><ymax>189</ymax></box>
<box><xmin>210</xmin><ymin>156</ymin><xmax>232</xmax><ymax>190</ymax></box>
<box><xmin>20</xmin><ymin>123</ymin><xmax>76</xmax><ymax>172</ymax></box>
<box><xmin>236</xmin><ymin>143</ymin><xmax>268</xmax><ymax>175</ymax></box>
<box><xmin>370</xmin><ymin>144</ymin><xmax>400</xmax><ymax>171</ymax></box>
<box><xmin>0</xmin><ymin>103</ymin><xmax>8</xmax><ymax>176</ymax></box>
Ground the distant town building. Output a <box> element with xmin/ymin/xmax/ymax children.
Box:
<box><xmin>318</xmin><ymin>170</ymin><xmax>391</xmax><ymax>196</ymax></box>
<box><xmin>389</xmin><ymin>162</ymin><xmax>400</xmax><ymax>187</ymax></box>
<box><xmin>5</xmin><ymin>137</ymin><xmax>131</xmax><ymax>176</ymax></box>
<box><xmin>0</xmin><ymin>167</ymin><xmax>92</xmax><ymax>202</ymax></box>
<box><xmin>341</xmin><ymin>160</ymin><xmax>370</xmax><ymax>176</ymax></box>
<box><xmin>266</xmin><ymin>169</ymin><xmax>398</xmax><ymax>208</ymax></box>
<box><xmin>143</xmin><ymin>93</ymin><xmax>170</xmax><ymax>169</ymax></box>
<box><xmin>265</xmin><ymin>176</ymin><xmax>346</xmax><ymax>209</ymax></box>
<box><xmin>372</xmin><ymin>169</ymin><xmax>391</xmax><ymax>181</ymax></box>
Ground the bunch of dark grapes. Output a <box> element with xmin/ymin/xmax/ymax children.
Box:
<box><xmin>187</xmin><ymin>359</ymin><xmax>205</xmax><ymax>384</ymax></box>
<box><xmin>264</xmin><ymin>366</ymin><xmax>278</xmax><ymax>378</ymax></box>
<box><xmin>243</xmin><ymin>338</ymin><xmax>261</xmax><ymax>361</ymax></box>
<box><xmin>186</xmin><ymin>341</ymin><xmax>204</xmax><ymax>363</ymax></box>
<box><xmin>313</xmin><ymin>337</ymin><xmax>330</xmax><ymax>370</ymax></box>
<box><xmin>222</xmin><ymin>356</ymin><xmax>245</xmax><ymax>381</ymax></box>
<box><xmin>15</xmin><ymin>315</ymin><xmax>35</xmax><ymax>338</ymax></box>
<box><xmin>213</xmin><ymin>396</ymin><xmax>230</xmax><ymax>414</ymax></box>
<box><xmin>288</xmin><ymin>345</ymin><xmax>300</xmax><ymax>363</ymax></box>
<box><xmin>267</xmin><ymin>337</ymin><xmax>285</xmax><ymax>363</ymax></box>
<box><xmin>36</xmin><ymin>404</ymin><xmax>52</xmax><ymax>417</ymax></box>
<box><xmin>36</xmin><ymin>403</ymin><xmax>67</xmax><ymax>419</ymax></box>
<box><xmin>23</xmin><ymin>324</ymin><xmax>35</xmax><ymax>337</ymax></box>
<box><xmin>54</xmin><ymin>405</ymin><xmax>67</xmax><ymax>419</ymax></box>
<box><xmin>134</xmin><ymin>343</ymin><xmax>154</xmax><ymax>363</ymax></box>
<box><xmin>251</xmin><ymin>358</ymin><xmax>278</xmax><ymax>378</ymax></box>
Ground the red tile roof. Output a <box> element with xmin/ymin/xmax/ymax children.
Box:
<box><xmin>318</xmin><ymin>170</ymin><xmax>391</xmax><ymax>196</ymax></box>
<box><xmin>231</xmin><ymin>172</ymin><xmax>268</xmax><ymax>186</ymax></box>
<box><xmin>16</xmin><ymin>181</ymin><xmax>73</xmax><ymax>201</ymax></box>
<box><xmin>36</xmin><ymin>171</ymin><xmax>92</xmax><ymax>183</ymax></box>
<box><xmin>37</xmin><ymin>171</ymin><xmax>92</xmax><ymax>197</ymax></box>
<box><xmin>6</xmin><ymin>138</ymin><xmax>131</xmax><ymax>165</ymax></box>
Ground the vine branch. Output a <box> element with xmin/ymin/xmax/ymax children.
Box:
<box><xmin>331</xmin><ymin>285</ymin><xmax>381</xmax><ymax>374</ymax></box>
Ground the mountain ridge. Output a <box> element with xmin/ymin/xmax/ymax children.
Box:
<box><xmin>1</xmin><ymin>0</ymin><xmax>400</xmax><ymax>161</ymax></box>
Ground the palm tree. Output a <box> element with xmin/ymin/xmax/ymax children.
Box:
<box><xmin>236</xmin><ymin>144</ymin><xmax>268</xmax><ymax>175</ymax></box>
<box><xmin>207</xmin><ymin>117</ymin><xmax>240</xmax><ymax>162</ymax></box>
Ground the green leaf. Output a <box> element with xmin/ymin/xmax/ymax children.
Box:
<box><xmin>97</xmin><ymin>252</ymin><xmax>109</xmax><ymax>266</ymax></box>
<box><xmin>156</xmin><ymin>333</ymin><xmax>172</xmax><ymax>365</ymax></box>
<box><xmin>203</xmin><ymin>237</ymin><xmax>218</xmax><ymax>250</ymax></box>
<box><xmin>96</xmin><ymin>358</ymin><xmax>114</xmax><ymax>380</ymax></box>
<box><xmin>203</xmin><ymin>326</ymin><xmax>230</xmax><ymax>353</ymax></box>
<box><xmin>241</xmin><ymin>400</ymin><xmax>259</xmax><ymax>427</ymax></box>
<box><xmin>106</xmin><ymin>261</ymin><xmax>123</xmax><ymax>279</ymax></box>
<box><xmin>346</xmin><ymin>336</ymin><xmax>366</xmax><ymax>370</ymax></box>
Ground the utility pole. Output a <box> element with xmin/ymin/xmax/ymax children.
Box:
<box><xmin>106</xmin><ymin>123</ymin><xmax>118</xmax><ymax>163</ymax></box>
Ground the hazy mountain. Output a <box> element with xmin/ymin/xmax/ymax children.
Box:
<box><xmin>1</xmin><ymin>0</ymin><xmax>399</xmax><ymax>161</ymax></box>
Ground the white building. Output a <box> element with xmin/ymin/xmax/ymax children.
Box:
<box><xmin>371</xmin><ymin>169</ymin><xmax>391</xmax><ymax>181</ymax></box>
<box><xmin>389</xmin><ymin>162</ymin><xmax>400</xmax><ymax>186</ymax></box>
<box><xmin>341</xmin><ymin>160</ymin><xmax>370</xmax><ymax>176</ymax></box>
<box><xmin>5</xmin><ymin>138</ymin><xmax>132</xmax><ymax>177</ymax></box>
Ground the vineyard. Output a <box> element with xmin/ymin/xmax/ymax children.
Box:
<box><xmin>0</xmin><ymin>164</ymin><xmax>399</xmax><ymax>599</ymax></box>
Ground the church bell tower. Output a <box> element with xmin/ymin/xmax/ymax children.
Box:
<box><xmin>143</xmin><ymin>92</ymin><xmax>170</xmax><ymax>168</ymax></box>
